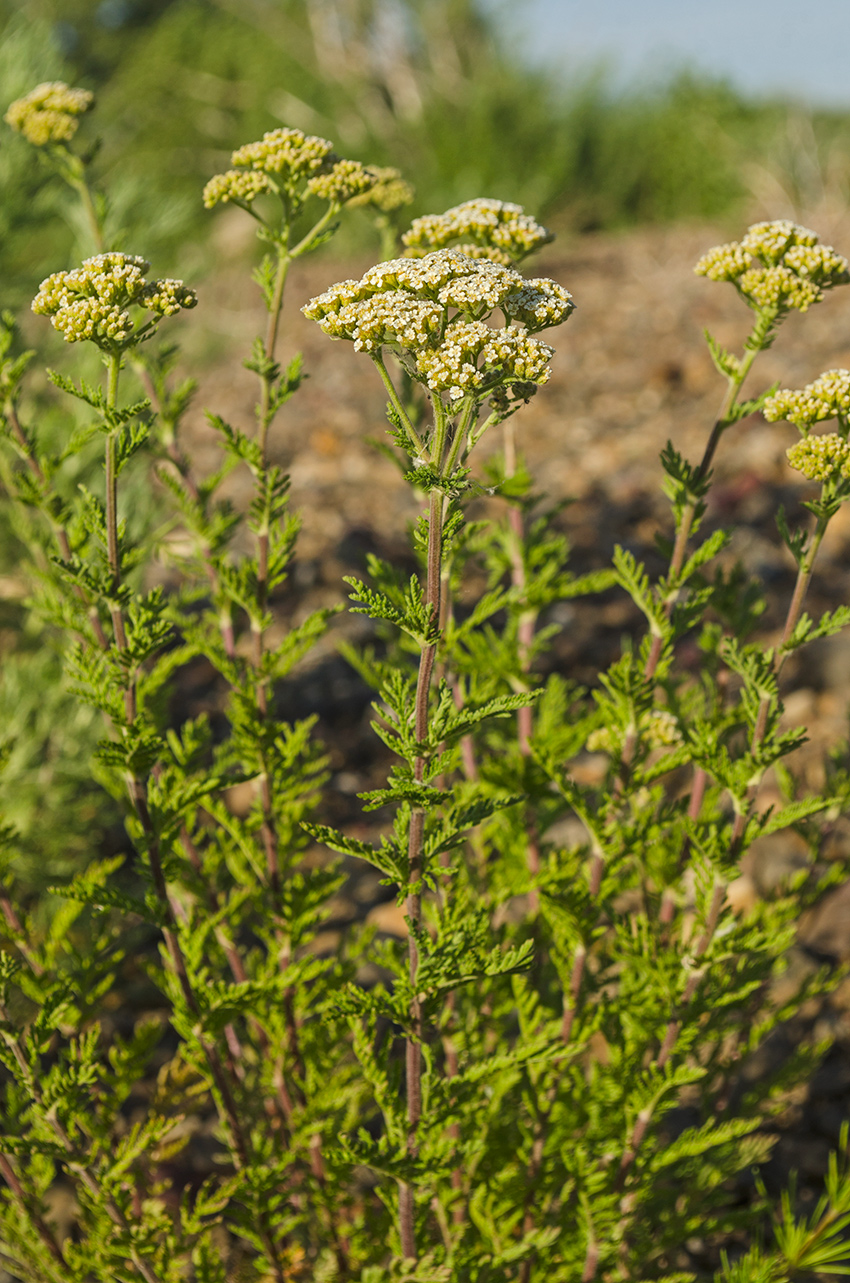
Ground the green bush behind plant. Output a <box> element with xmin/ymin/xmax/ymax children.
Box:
<box><xmin>3</xmin><ymin>0</ymin><xmax>850</xmax><ymax>303</ymax></box>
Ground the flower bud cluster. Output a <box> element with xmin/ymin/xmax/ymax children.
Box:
<box><xmin>764</xmin><ymin>369</ymin><xmax>850</xmax><ymax>428</ymax></box>
<box><xmin>786</xmin><ymin>433</ymin><xmax>850</xmax><ymax>481</ymax></box>
<box><xmin>402</xmin><ymin>199</ymin><xmax>553</xmax><ymax>263</ymax></box>
<box><xmin>204</xmin><ymin>127</ymin><xmax>336</xmax><ymax>207</ymax></box>
<box><xmin>587</xmin><ymin>709</ymin><xmax>682</xmax><ymax>755</ymax></box>
<box><xmin>347</xmin><ymin>166</ymin><xmax>414</xmax><ymax>213</ymax></box>
<box><xmin>306</xmin><ymin>159</ymin><xmax>378</xmax><ymax>205</ymax></box>
<box><xmin>202</xmin><ymin>169</ymin><xmax>272</xmax><ymax>208</ymax></box>
<box><xmin>303</xmin><ymin>247</ymin><xmax>570</xmax><ymax>400</ymax></box>
<box><xmin>4</xmin><ymin>81</ymin><xmax>93</xmax><ymax>146</ymax></box>
<box><xmin>32</xmin><ymin>253</ymin><xmax>196</xmax><ymax>349</ymax></box>
<box><xmin>694</xmin><ymin>220</ymin><xmax>848</xmax><ymax>313</ymax></box>
<box><xmin>231</xmin><ymin>127</ymin><xmax>335</xmax><ymax>180</ymax></box>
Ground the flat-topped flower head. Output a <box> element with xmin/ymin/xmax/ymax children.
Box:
<box><xmin>306</xmin><ymin>159</ymin><xmax>379</xmax><ymax>206</ymax></box>
<box><xmin>303</xmin><ymin>246</ymin><xmax>571</xmax><ymax>402</ymax></box>
<box><xmin>786</xmin><ymin>433</ymin><xmax>850</xmax><ymax>481</ymax></box>
<box><xmin>4</xmin><ymin>81</ymin><xmax>93</xmax><ymax>146</ymax></box>
<box><xmin>402</xmin><ymin>198</ymin><xmax>554</xmax><ymax>264</ymax></box>
<box><xmin>764</xmin><ymin>369</ymin><xmax>850</xmax><ymax>429</ymax></box>
<box><xmin>361</xmin><ymin>248</ymin><xmax>483</xmax><ymax>296</ymax></box>
<box><xmin>202</xmin><ymin>169</ymin><xmax>272</xmax><ymax>209</ymax></box>
<box><xmin>347</xmin><ymin>166</ymin><xmax>414</xmax><ymax>213</ymax></box>
<box><xmin>695</xmin><ymin>220</ymin><xmax>849</xmax><ymax>313</ymax></box>
<box><xmin>32</xmin><ymin>253</ymin><xmax>196</xmax><ymax>350</ymax></box>
<box><xmin>230</xmin><ymin>127</ymin><xmax>336</xmax><ymax>186</ymax></box>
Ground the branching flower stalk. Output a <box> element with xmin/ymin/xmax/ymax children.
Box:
<box><xmin>729</xmin><ymin>370</ymin><xmax>850</xmax><ymax>849</ymax></box>
<box><xmin>304</xmin><ymin>235</ymin><xmax>572</xmax><ymax>1259</ymax></box>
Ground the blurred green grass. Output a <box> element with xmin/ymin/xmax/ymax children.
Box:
<box><xmin>3</xmin><ymin>0</ymin><xmax>850</xmax><ymax>304</ymax></box>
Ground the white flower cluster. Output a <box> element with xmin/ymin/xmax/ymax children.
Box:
<box><xmin>303</xmin><ymin>247</ymin><xmax>571</xmax><ymax>399</ymax></box>
<box><xmin>32</xmin><ymin>253</ymin><xmax>196</xmax><ymax>349</ymax></box>
<box><xmin>402</xmin><ymin>199</ymin><xmax>553</xmax><ymax>264</ymax></box>
<box><xmin>764</xmin><ymin>369</ymin><xmax>850</xmax><ymax>428</ymax></box>
<box><xmin>413</xmin><ymin>319</ymin><xmax>492</xmax><ymax>399</ymax></box>
<box><xmin>695</xmin><ymin>220</ymin><xmax>849</xmax><ymax>313</ymax></box>
<box><xmin>503</xmin><ymin>278</ymin><xmax>575</xmax><ymax>332</ymax></box>
<box><xmin>347</xmin><ymin>166</ymin><xmax>414</xmax><ymax>213</ymax></box>
<box><xmin>202</xmin><ymin>169</ymin><xmax>272</xmax><ymax>209</ymax></box>
<box><xmin>318</xmin><ymin>292</ymin><xmax>444</xmax><ymax>352</ymax></box>
<box><xmin>786</xmin><ymin>433</ymin><xmax>850</xmax><ymax>481</ymax></box>
<box><xmin>4</xmin><ymin>81</ymin><xmax>93</xmax><ymax>146</ymax></box>
<box><xmin>306</xmin><ymin>159</ymin><xmax>378</xmax><ymax>205</ymax></box>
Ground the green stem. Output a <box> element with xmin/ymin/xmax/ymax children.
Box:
<box><xmin>76</xmin><ymin>174</ymin><xmax>104</xmax><ymax>254</ymax></box>
<box><xmin>730</xmin><ymin>506</ymin><xmax>831</xmax><ymax>850</ymax></box>
<box><xmin>373</xmin><ymin>350</ymin><xmax>426</xmax><ymax>458</ymax></box>
<box><xmin>258</xmin><ymin>247</ymin><xmax>291</xmax><ymax>454</ymax></box>
<box><xmin>289</xmin><ymin>202</ymin><xmax>339</xmax><ymax>259</ymax></box>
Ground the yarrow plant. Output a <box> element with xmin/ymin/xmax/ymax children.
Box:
<box><xmin>2</xmin><ymin>79</ymin><xmax>850</xmax><ymax>1283</ymax></box>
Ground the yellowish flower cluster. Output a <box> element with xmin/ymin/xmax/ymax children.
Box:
<box><xmin>402</xmin><ymin>199</ymin><xmax>553</xmax><ymax>263</ymax></box>
<box><xmin>4</xmin><ymin>81</ymin><xmax>93</xmax><ymax>146</ymax></box>
<box><xmin>695</xmin><ymin>220</ymin><xmax>849</xmax><ymax>313</ymax></box>
<box><xmin>741</xmin><ymin>220</ymin><xmax>817</xmax><ymax>262</ymax></box>
<box><xmin>202</xmin><ymin>169</ymin><xmax>272</xmax><ymax>209</ymax></box>
<box><xmin>140</xmin><ymin>279</ymin><xmax>198</xmax><ymax>317</ymax></box>
<box><xmin>587</xmin><ymin>709</ymin><xmax>682</xmax><ymax>755</ymax></box>
<box><xmin>786</xmin><ymin>433</ymin><xmax>850</xmax><ymax>481</ymax></box>
<box><xmin>306</xmin><ymin>159</ymin><xmax>378</xmax><ymax>205</ymax></box>
<box><xmin>764</xmin><ymin>369</ymin><xmax>850</xmax><ymax>428</ymax></box>
<box><xmin>231</xmin><ymin>127</ymin><xmax>335</xmax><ymax>179</ymax></box>
<box><xmin>347</xmin><ymin>166</ymin><xmax>414</xmax><ymax>213</ymax></box>
<box><xmin>205</xmin><ymin>127</ymin><xmax>345</xmax><ymax>206</ymax></box>
<box><xmin>303</xmin><ymin>247</ymin><xmax>570</xmax><ymax>401</ymax></box>
<box><xmin>32</xmin><ymin>253</ymin><xmax>196</xmax><ymax>349</ymax></box>
<box><xmin>737</xmin><ymin>265</ymin><xmax>821</xmax><ymax>312</ymax></box>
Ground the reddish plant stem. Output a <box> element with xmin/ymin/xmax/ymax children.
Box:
<box><xmin>0</xmin><ymin>1152</ymin><xmax>68</xmax><ymax>1271</ymax></box>
<box><xmin>0</xmin><ymin>999</ymin><xmax>166</xmax><ymax>1283</ymax></box>
<box><xmin>504</xmin><ymin>422</ymin><xmax>541</xmax><ymax>907</ymax></box>
<box><xmin>399</xmin><ymin>482</ymin><xmax>444</xmax><ymax>1261</ymax></box>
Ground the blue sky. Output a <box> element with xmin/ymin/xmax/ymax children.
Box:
<box><xmin>493</xmin><ymin>0</ymin><xmax>850</xmax><ymax>107</ymax></box>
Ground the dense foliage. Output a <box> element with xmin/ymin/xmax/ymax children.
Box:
<box><xmin>2</xmin><ymin>75</ymin><xmax>850</xmax><ymax>1283</ymax></box>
